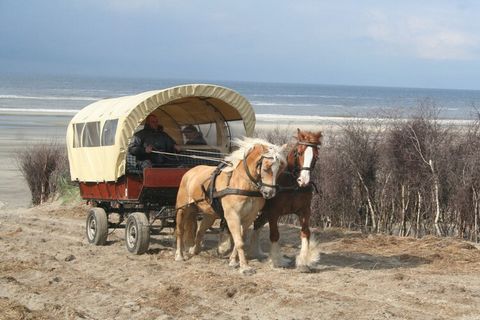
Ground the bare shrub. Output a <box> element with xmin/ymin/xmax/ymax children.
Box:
<box><xmin>254</xmin><ymin>126</ymin><xmax>293</xmax><ymax>145</ymax></box>
<box><xmin>448</xmin><ymin>119</ymin><xmax>480</xmax><ymax>240</ymax></box>
<box><xmin>16</xmin><ymin>142</ymin><xmax>69</xmax><ymax>205</ymax></box>
<box><xmin>253</xmin><ymin>108</ymin><xmax>480</xmax><ymax>242</ymax></box>
<box><xmin>309</xmin><ymin>104</ymin><xmax>479</xmax><ymax>239</ymax></box>
<box><xmin>311</xmin><ymin>133</ymin><xmax>357</xmax><ymax>229</ymax></box>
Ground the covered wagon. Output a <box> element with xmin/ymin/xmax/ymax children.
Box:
<box><xmin>66</xmin><ymin>84</ymin><xmax>255</xmax><ymax>253</ymax></box>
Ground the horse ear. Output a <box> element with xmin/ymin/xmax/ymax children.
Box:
<box><xmin>297</xmin><ymin>128</ymin><xmax>305</xmax><ymax>140</ymax></box>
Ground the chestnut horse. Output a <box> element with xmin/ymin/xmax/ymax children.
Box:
<box><xmin>248</xmin><ymin>129</ymin><xmax>322</xmax><ymax>270</ymax></box>
<box><xmin>174</xmin><ymin>138</ymin><xmax>286</xmax><ymax>275</ymax></box>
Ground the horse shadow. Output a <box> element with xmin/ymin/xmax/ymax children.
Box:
<box><xmin>252</xmin><ymin>226</ymin><xmax>432</xmax><ymax>272</ymax></box>
<box><xmin>316</xmin><ymin>251</ymin><xmax>431</xmax><ymax>271</ymax></box>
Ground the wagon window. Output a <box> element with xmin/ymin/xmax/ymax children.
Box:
<box><xmin>82</xmin><ymin>121</ymin><xmax>101</xmax><ymax>147</ymax></box>
<box><xmin>197</xmin><ymin>123</ymin><xmax>218</xmax><ymax>145</ymax></box>
<box><xmin>228</xmin><ymin>120</ymin><xmax>246</xmax><ymax>140</ymax></box>
<box><xmin>101</xmin><ymin>119</ymin><xmax>118</xmax><ymax>146</ymax></box>
<box><xmin>73</xmin><ymin>123</ymin><xmax>85</xmax><ymax>148</ymax></box>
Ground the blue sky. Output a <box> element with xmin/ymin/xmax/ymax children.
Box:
<box><xmin>1</xmin><ymin>0</ymin><xmax>480</xmax><ymax>89</ymax></box>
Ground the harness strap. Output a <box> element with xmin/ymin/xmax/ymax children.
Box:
<box><xmin>212</xmin><ymin>188</ymin><xmax>263</xmax><ymax>198</ymax></box>
<box><xmin>278</xmin><ymin>184</ymin><xmax>314</xmax><ymax>193</ymax></box>
<box><xmin>243</xmin><ymin>152</ymin><xmax>261</xmax><ymax>189</ymax></box>
<box><xmin>202</xmin><ymin>162</ymin><xmax>264</xmax><ymax>218</ymax></box>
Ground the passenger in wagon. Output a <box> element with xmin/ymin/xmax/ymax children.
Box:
<box><xmin>128</xmin><ymin>114</ymin><xmax>181</xmax><ymax>169</ymax></box>
<box><xmin>181</xmin><ymin>125</ymin><xmax>207</xmax><ymax>145</ymax></box>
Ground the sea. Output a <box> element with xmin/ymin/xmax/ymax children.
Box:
<box><xmin>3</xmin><ymin>72</ymin><xmax>480</xmax><ymax>149</ymax></box>
<box><xmin>1</xmin><ymin>74</ymin><xmax>480</xmax><ymax>122</ymax></box>
<box><xmin>1</xmin><ymin>74</ymin><xmax>480</xmax><ymax>208</ymax></box>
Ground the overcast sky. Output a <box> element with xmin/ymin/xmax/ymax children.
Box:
<box><xmin>1</xmin><ymin>0</ymin><xmax>480</xmax><ymax>89</ymax></box>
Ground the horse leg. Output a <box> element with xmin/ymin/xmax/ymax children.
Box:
<box><xmin>190</xmin><ymin>214</ymin><xmax>216</xmax><ymax>255</ymax></box>
<box><xmin>247</xmin><ymin>211</ymin><xmax>268</xmax><ymax>260</ymax></box>
<box><xmin>228</xmin><ymin>246</ymin><xmax>239</xmax><ymax>268</ymax></box>
<box><xmin>268</xmin><ymin>215</ymin><xmax>291</xmax><ymax>268</ymax></box>
<box><xmin>296</xmin><ymin>209</ymin><xmax>320</xmax><ymax>270</ymax></box>
<box><xmin>226</xmin><ymin>214</ymin><xmax>255</xmax><ymax>275</ymax></box>
<box><xmin>217</xmin><ymin>221</ymin><xmax>234</xmax><ymax>257</ymax></box>
<box><xmin>183</xmin><ymin>211</ymin><xmax>198</xmax><ymax>252</ymax></box>
<box><xmin>175</xmin><ymin>206</ymin><xmax>188</xmax><ymax>261</ymax></box>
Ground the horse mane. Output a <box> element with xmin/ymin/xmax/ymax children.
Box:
<box><xmin>223</xmin><ymin>137</ymin><xmax>286</xmax><ymax>172</ymax></box>
<box><xmin>297</xmin><ymin>129</ymin><xmax>323</xmax><ymax>144</ymax></box>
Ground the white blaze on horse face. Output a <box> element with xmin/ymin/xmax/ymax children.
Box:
<box><xmin>297</xmin><ymin>146</ymin><xmax>313</xmax><ymax>187</ymax></box>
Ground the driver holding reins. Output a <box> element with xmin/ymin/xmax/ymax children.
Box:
<box><xmin>128</xmin><ymin>114</ymin><xmax>181</xmax><ymax>169</ymax></box>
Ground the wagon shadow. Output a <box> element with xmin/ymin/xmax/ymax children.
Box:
<box><xmin>105</xmin><ymin>239</ymin><xmax>121</xmax><ymax>246</ymax></box>
<box><xmin>149</xmin><ymin>235</ymin><xmax>175</xmax><ymax>248</ymax></box>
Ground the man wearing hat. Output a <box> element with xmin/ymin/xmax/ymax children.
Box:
<box><xmin>182</xmin><ymin>125</ymin><xmax>207</xmax><ymax>145</ymax></box>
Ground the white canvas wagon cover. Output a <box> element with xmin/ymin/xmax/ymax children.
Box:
<box><xmin>66</xmin><ymin>84</ymin><xmax>255</xmax><ymax>182</ymax></box>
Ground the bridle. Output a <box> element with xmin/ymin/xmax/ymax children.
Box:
<box><xmin>292</xmin><ymin>141</ymin><xmax>320</xmax><ymax>177</ymax></box>
<box><xmin>243</xmin><ymin>152</ymin><xmax>279</xmax><ymax>190</ymax></box>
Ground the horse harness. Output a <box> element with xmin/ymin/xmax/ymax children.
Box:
<box><xmin>292</xmin><ymin>141</ymin><xmax>319</xmax><ymax>176</ymax></box>
<box><xmin>279</xmin><ymin>141</ymin><xmax>320</xmax><ymax>194</ymax></box>
<box><xmin>201</xmin><ymin>153</ymin><xmax>277</xmax><ymax>218</ymax></box>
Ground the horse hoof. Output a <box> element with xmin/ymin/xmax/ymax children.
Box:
<box><xmin>240</xmin><ymin>267</ymin><xmax>256</xmax><ymax>276</ymax></box>
<box><xmin>174</xmin><ymin>254</ymin><xmax>185</xmax><ymax>262</ymax></box>
<box><xmin>296</xmin><ymin>265</ymin><xmax>312</xmax><ymax>273</ymax></box>
<box><xmin>229</xmin><ymin>260</ymin><xmax>240</xmax><ymax>268</ymax></box>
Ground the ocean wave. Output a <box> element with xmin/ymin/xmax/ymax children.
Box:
<box><xmin>0</xmin><ymin>107</ymin><xmax>79</xmax><ymax>114</ymax></box>
<box><xmin>0</xmin><ymin>94</ymin><xmax>98</xmax><ymax>101</ymax></box>
<box><xmin>250</xmin><ymin>94</ymin><xmax>341</xmax><ymax>98</ymax></box>
<box><xmin>256</xmin><ymin>114</ymin><xmax>346</xmax><ymax>121</ymax></box>
<box><xmin>249</xmin><ymin>94</ymin><xmax>384</xmax><ymax>100</ymax></box>
<box><xmin>250</xmin><ymin>101</ymin><xmax>318</xmax><ymax>107</ymax></box>
<box><xmin>255</xmin><ymin>113</ymin><xmax>474</xmax><ymax>124</ymax></box>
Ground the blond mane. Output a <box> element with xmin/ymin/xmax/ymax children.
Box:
<box><xmin>223</xmin><ymin>137</ymin><xmax>286</xmax><ymax>172</ymax></box>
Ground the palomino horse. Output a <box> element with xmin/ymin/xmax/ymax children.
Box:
<box><xmin>248</xmin><ymin>129</ymin><xmax>322</xmax><ymax>271</ymax></box>
<box><xmin>175</xmin><ymin>138</ymin><xmax>286</xmax><ymax>275</ymax></box>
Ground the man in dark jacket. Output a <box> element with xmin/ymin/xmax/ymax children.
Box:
<box><xmin>128</xmin><ymin>114</ymin><xmax>180</xmax><ymax>169</ymax></box>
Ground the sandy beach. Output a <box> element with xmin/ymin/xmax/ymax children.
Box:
<box><xmin>3</xmin><ymin>0</ymin><xmax>480</xmax><ymax>317</ymax></box>
<box><xmin>1</xmin><ymin>109</ymin><xmax>480</xmax><ymax>319</ymax></box>
<box><xmin>1</xmin><ymin>202</ymin><xmax>480</xmax><ymax>319</ymax></box>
